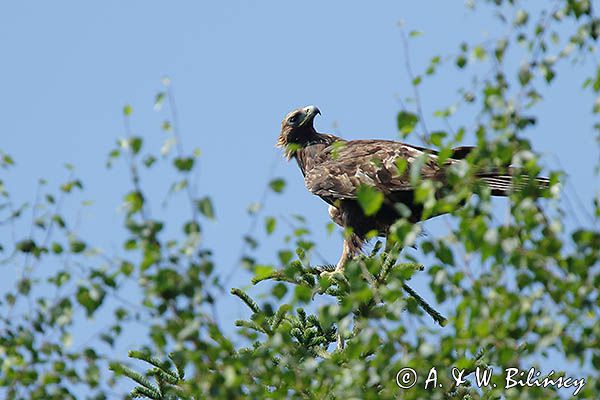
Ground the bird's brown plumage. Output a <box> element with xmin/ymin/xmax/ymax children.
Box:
<box><xmin>277</xmin><ymin>105</ymin><xmax>548</xmax><ymax>270</ymax></box>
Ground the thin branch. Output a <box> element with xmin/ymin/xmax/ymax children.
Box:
<box><xmin>399</xmin><ymin>27</ymin><xmax>429</xmax><ymax>145</ymax></box>
<box><xmin>164</xmin><ymin>79</ymin><xmax>199</xmax><ymax>223</ymax></box>
<box><xmin>401</xmin><ymin>282</ymin><xmax>447</xmax><ymax>326</ymax></box>
<box><xmin>223</xmin><ymin>156</ymin><xmax>279</xmax><ymax>287</ymax></box>
<box><xmin>123</xmin><ymin>113</ymin><xmax>150</xmax><ymax>222</ymax></box>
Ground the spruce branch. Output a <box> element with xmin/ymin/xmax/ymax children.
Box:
<box><xmin>251</xmin><ymin>269</ymin><xmax>298</xmax><ymax>284</ymax></box>
<box><xmin>129</xmin><ymin>350</ymin><xmax>171</xmax><ymax>371</ymax></box>
<box><xmin>310</xmin><ymin>264</ymin><xmax>336</xmax><ymax>273</ymax></box>
<box><xmin>162</xmin><ymin>384</ymin><xmax>193</xmax><ymax>400</ymax></box>
<box><xmin>271</xmin><ymin>304</ymin><xmax>290</xmax><ymax>330</ymax></box>
<box><xmin>111</xmin><ymin>351</ymin><xmax>190</xmax><ymax>400</ymax></box>
<box><xmin>376</xmin><ymin>241</ymin><xmax>402</xmax><ymax>282</ymax></box>
<box><xmin>168</xmin><ymin>352</ymin><xmax>186</xmax><ymax>380</ymax></box>
<box><xmin>230</xmin><ymin>288</ymin><xmax>261</xmax><ymax>313</ymax></box>
<box><xmin>131</xmin><ymin>386</ymin><xmax>163</xmax><ymax>399</ymax></box>
<box><xmin>297</xmin><ymin>308</ymin><xmax>307</xmax><ymax>326</ymax></box>
<box><xmin>401</xmin><ymin>282</ymin><xmax>447</xmax><ymax>326</ymax></box>
<box><xmin>235</xmin><ymin>319</ymin><xmax>267</xmax><ymax>333</ymax></box>
<box><xmin>110</xmin><ymin>362</ymin><xmax>157</xmax><ymax>393</ymax></box>
<box><xmin>149</xmin><ymin>367</ymin><xmax>179</xmax><ymax>385</ymax></box>
<box><xmin>369</xmin><ymin>240</ymin><xmax>383</xmax><ymax>257</ymax></box>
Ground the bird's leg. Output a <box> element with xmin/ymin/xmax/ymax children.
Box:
<box><xmin>320</xmin><ymin>236</ymin><xmax>357</xmax><ymax>280</ymax></box>
<box><xmin>335</xmin><ymin>237</ymin><xmax>354</xmax><ymax>271</ymax></box>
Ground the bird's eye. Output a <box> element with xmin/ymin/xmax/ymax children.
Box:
<box><xmin>288</xmin><ymin>115</ymin><xmax>298</xmax><ymax>124</ymax></box>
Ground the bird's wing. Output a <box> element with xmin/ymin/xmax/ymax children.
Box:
<box><xmin>304</xmin><ymin>140</ymin><xmax>443</xmax><ymax>200</ymax></box>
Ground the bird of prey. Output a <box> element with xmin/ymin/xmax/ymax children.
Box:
<box><xmin>277</xmin><ymin>105</ymin><xmax>548</xmax><ymax>271</ymax></box>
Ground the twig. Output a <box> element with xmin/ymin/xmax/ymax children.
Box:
<box><xmin>399</xmin><ymin>27</ymin><xmax>429</xmax><ymax>146</ymax></box>
<box><xmin>123</xmin><ymin>112</ymin><xmax>149</xmax><ymax>222</ymax></box>
<box><xmin>288</xmin><ymin>258</ymin><xmax>448</xmax><ymax>326</ymax></box>
<box><xmin>164</xmin><ymin>79</ymin><xmax>199</xmax><ymax>223</ymax></box>
<box><xmin>401</xmin><ymin>282</ymin><xmax>447</xmax><ymax>326</ymax></box>
<box><xmin>222</xmin><ymin>156</ymin><xmax>278</xmax><ymax>287</ymax></box>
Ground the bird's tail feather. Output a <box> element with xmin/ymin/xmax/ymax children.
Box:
<box><xmin>477</xmin><ymin>173</ymin><xmax>549</xmax><ymax>196</ymax></box>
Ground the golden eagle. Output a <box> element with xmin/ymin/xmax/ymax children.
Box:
<box><xmin>277</xmin><ymin>105</ymin><xmax>548</xmax><ymax>271</ymax></box>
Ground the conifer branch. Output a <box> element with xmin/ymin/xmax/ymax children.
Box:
<box><xmin>129</xmin><ymin>350</ymin><xmax>171</xmax><ymax>371</ymax></box>
<box><xmin>131</xmin><ymin>386</ymin><xmax>162</xmax><ymax>399</ymax></box>
<box><xmin>230</xmin><ymin>288</ymin><xmax>261</xmax><ymax>313</ymax></box>
<box><xmin>401</xmin><ymin>283</ymin><xmax>447</xmax><ymax>326</ymax></box>
<box><xmin>235</xmin><ymin>319</ymin><xmax>266</xmax><ymax>333</ymax></box>
<box><xmin>110</xmin><ymin>363</ymin><xmax>157</xmax><ymax>393</ymax></box>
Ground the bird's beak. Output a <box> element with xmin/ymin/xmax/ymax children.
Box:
<box><xmin>299</xmin><ymin>105</ymin><xmax>321</xmax><ymax>126</ymax></box>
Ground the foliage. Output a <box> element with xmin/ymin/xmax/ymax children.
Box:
<box><xmin>1</xmin><ymin>1</ymin><xmax>600</xmax><ymax>399</ymax></box>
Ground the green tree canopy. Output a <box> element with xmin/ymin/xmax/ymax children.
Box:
<box><xmin>1</xmin><ymin>1</ymin><xmax>600</xmax><ymax>399</ymax></box>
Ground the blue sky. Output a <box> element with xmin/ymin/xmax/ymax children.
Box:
<box><xmin>1</xmin><ymin>0</ymin><xmax>598</xmax><ymax>388</ymax></box>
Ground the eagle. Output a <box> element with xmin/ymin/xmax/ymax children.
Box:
<box><xmin>277</xmin><ymin>105</ymin><xmax>548</xmax><ymax>272</ymax></box>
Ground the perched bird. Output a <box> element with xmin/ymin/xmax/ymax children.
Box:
<box><xmin>277</xmin><ymin>105</ymin><xmax>548</xmax><ymax>271</ymax></box>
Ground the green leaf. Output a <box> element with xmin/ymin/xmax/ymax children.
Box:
<box><xmin>494</xmin><ymin>39</ymin><xmax>508</xmax><ymax>61</ymax></box>
<box><xmin>518</xmin><ymin>64</ymin><xmax>532</xmax><ymax>86</ymax></box>
<box><xmin>69</xmin><ymin>240</ymin><xmax>87</xmax><ymax>253</ymax></box>
<box><xmin>106</xmin><ymin>149</ymin><xmax>120</xmax><ymax>168</ymax></box>
<box><xmin>173</xmin><ymin>157</ymin><xmax>194</xmax><ymax>172</ymax></box>
<box><xmin>76</xmin><ymin>286</ymin><xmax>105</xmax><ymax>317</ymax></box>
<box><xmin>540</xmin><ymin>62</ymin><xmax>555</xmax><ymax>83</ymax></box>
<box><xmin>429</xmin><ymin>131</ymin><xmax>447</xmax><ymax>147</ymax></box>
<box><xmin>265</xmin><ymin>217</ymin><xmax>276</xmax><ymax>235</ymax></box>
<box><xmin>395</xmin><ymin>158</ymin><xmax>408</xmax><ymax>175</ymax></box>
<box><xmin>514</xmin><ymin>9</ymin><xmax>529</xmax><ymax>26</ymax></box>
<box><xmin>124</xmin><ymin>191</ymin><xmax>144</xmax><ymax>215</ymax></box>
<box><xmin>472</xmin><ymin>46</ymin><xmax>487</xmax><ymax>60</ymax></box>
<box><xmin>435</xmin><ymin>242</ymin><xmax>455</xmax><ymax>266</ymax></box>
<box><xmin>196</xmin><ymin>197</ymin><xmax>215</xmax><ymax>220</ymax></box>
<box><xmin>154</xmin><ymin>92</ymin><xmax>166</xmax><ymax>111</ymax></box>
<box><xmin>278</xmin><ymin>250</ymin><xmax>293</xmax><ymax>265</ymax></box>
<box><xmin>16</xmin><ymin>239</ymin><xmax>36</xmax><ymax>253</ymax></box>
<box><xmin>184</xmin><ymin>221</ymin><xmax>201</xmax><ymax>234</ymax></box>
<box><xmin>269</xmin><ymin>178</ymin><xmax>286</xmax><ymax>193</ymax></box>
<box><xmin>356</xmin><ymin>185</ymin><xmax>384</xmax><ymax>216</ymax></box>
<box><xmin>17</xmin><ymin>278</ymin><xmax>31</xmax><ymax>295</ymax></box>
<box><xmin>51</xmin><ymin>242</ymin><xmax>63</xmax><ymax>254</ymax></box>
<box><xmin>254</xmin><ymin>265</ymin><xmax>274</xmax><ymax>282</ymax></box>
<box><xmin>130</xmin><ymin>137</ymin><xmax>142</xmax><ymax>155</ymax></box>
<box><xmin>397</xmin><ymin>111</ymin><xmax>418</xmax><ymax>136</ymax></box>
<box><xmin>120</xmin><ymin>261</ymin><xmax>134</xmax><ymax>276</ymax></box>
<box><xmin>326</xmin><ymin>222</ymin><xmax>335</xmax><ymax>235</ymax></box>
<box><xmin>2</xmin><ymin>153</ymin><xmax>14</xmax><ymax>166</ymax></box>
<box><xmin>272</xmin><ymin>283</ymin><xmax>287</xmax><ymax>300</ymax></box>
<box><xmin>143</xmin><ymin>155</ymin><xmax>156</xmax><ymax>168</ymax></box>
<box><xmin>294</xmin><ymin>285</ymin><xmax>312</xmax><ymax>303</ymax></box>
<box><xmin>60</xmin><ymin>179</ymin><xmax>83</xmax><ymax>193</ymax></box>
<box><xmin>124</xmin><ymin>239</ymin><xmax>137</xmax><ymax>250</ymax></box>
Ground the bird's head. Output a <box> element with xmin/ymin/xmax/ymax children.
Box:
<box><xmin>277</xmin><ymin>105</ymin><xmax>321</xmax><ymax>158</ymax></box>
